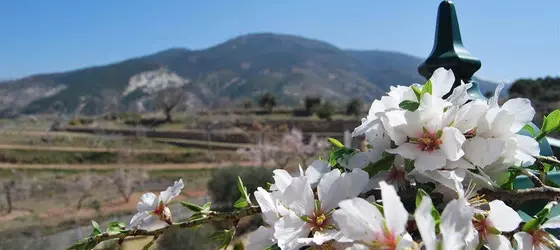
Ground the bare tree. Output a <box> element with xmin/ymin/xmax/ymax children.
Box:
<box><xmin>73</xmin><ymin>95</ymin><xmax>92</xmax><ymax>120</ymax></box>
<box><xmin>156</xmin><ymin>87</ymin><xmax>188</xmax><ymax>122</ymax></box>
<box><xmin>69</xmin><ymin>174</ymin><xmax>103</xmax><ymax>210</ymax></box>
<box><xmin>99</xmin><ymin>89</ymin><xmax>122</xmax><ymax>120</ymax></box>
<box><xmin>0</xmin><ymin>170</ymin><xmax>30</xmax><ymax>214</ymax></box>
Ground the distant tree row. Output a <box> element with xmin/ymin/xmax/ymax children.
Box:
<box><xmin>241</xmin><ymin>92</ymin><xmax>365</xmax><ymax>120</ymax></box>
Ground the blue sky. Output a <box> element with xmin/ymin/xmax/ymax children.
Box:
<box><xmin>1</xmin><ymin>0</ymin><xmax>559</xmax><ymax>82</ymax></box>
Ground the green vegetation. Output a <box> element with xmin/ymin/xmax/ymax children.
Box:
<box><xmin>509</xmin><ymin>77</ymin><xmax>560</xmax><ymax>128</ymax></box>
<box><xmin>258</xmin><ymin>92</ymin><xmax>277</xmax><ymax>112</ymax></box>
<box><xmin>345</xmin><ymin>98</ymin><xmax>364</xmax><ymax>116</ymax></box>
<box><xmin>316</xmin><ymin>101</ymin><xmax>336</xmax><ymax>121</ymax></box>
<box><xmin>207</xmin><ymin>166</ymin><xmax>273</xmax><ymax>209</ymax></box>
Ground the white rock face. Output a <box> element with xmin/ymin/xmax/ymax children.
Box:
<box><xmin>123</xmin><ymin>68</ymin><xmax>190</xmax><ymax>96</ymax></box>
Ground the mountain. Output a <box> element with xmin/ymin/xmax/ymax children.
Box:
<box><xmin>0</xmin><ymin>33</ymin><xmax>499</xmax><ymax>116</ymax></box>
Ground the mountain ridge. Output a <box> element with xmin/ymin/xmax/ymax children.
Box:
<box><xmin>0</xmin><ymin>33</ymin><xmax>499</xmax><ymax>116</ymax></box>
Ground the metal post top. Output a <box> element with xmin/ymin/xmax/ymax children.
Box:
<box><xmin>418</xmin><ymin>0</ymin><xmax>481</xmax><ymax>84</ymax></box>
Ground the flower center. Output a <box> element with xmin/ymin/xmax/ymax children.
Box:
<box><xmin>309</xmin><ymin>212</ymin><xmax>330</xmax><ymax>232</ymax></box>
<box><xmin>153</xmin><ymin>201</ymin><xmax>166</xmax><ymax>216</ymax></box>
<box><xmin>473</xmin><ymin>219</ymin><xmax>489</xmax><ymax>236</ymax></box>
<box><xmin>410</xmin><ymin>128</ymin><xmax>443</xmax><ymax>152</ymax></box>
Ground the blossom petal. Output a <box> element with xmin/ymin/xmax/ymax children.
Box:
<box><xmin>488</xmin><ymin>83</ymin><xmax>505</xmax><ymax>109</ymax></box>
<box><xmin>137</xmin><ymin>214</ymin><xmax>169</xmax><ymax>231</ymax></box>
<box><xmin>487</xmin><ymin>234</ymin><xmax>513</xmax><ymax>250</ymax></box>
<box><xmin>463</xmin><ymin>137</ymin><xmax>505</xmax><ymax>168</ymax></box>
<box><xmin>346</xmin><ymin>152</ymin><xmax>371</xmax><ymax>170</ymax></box>
<box><xmin>414</xmin><ymin>196</ymin><xmax>437</xmax><ymax>250</ymax></box>
<box><xmin>305</xmin><ymin>160</ymin><xmax>330</xmax><ymax>187</ymax></box>
<box><xmin>246</xmin><ymin>226</ymin><xmax>275</xmax><ymax>250</ymax></box>
<box><xmin>272</xmin><ymin>169</ymin><xmax>293</xmax><ymax>193</ymax></box>
<box><xmin>126</xmin><ymin>211</ymin><xmax>151</xmax><ymax>230</ymax></box>
<box><xmin>254</xmin><ymin>187</ymin><xmax>279</xmax><ymax>225</ymax></box>
<box><xmin>430</xmin><ymin>67</ymin><xmax>455</xmax><ymax>98</ymax></box>
<box><xmin>415</xmin><ymin>150</ymin><xmax>447</xmax><ymax>171</ymax></box>
<box><xmin>159</xmin><ymin>179</ymin><xmax>184</xmax><ymax>204</ymax></box>
<box><xmin>441</xmin><ymin>127</ymin><xmax>465</xmax><ymax>161</ymax></box>
<box><xmin>446</xmin><ymin>81</ymin><xmax>472</xmax><ymax>106</ymax></box>
<box><xmin>282</xmin><ymin>176</ymin><xmax>314</xmax><ymax>216</ymax></box>
<box><xmin>487</xmin><ymin>200</ymin><xmax>522</xmax><ymax>232</ymax></box>
<box><xmin>137</xmin><ymin>192</ymin><xmax>158</xmax><ymax>212</ymax></box>
<box><xmin>502</xmin><ymin>98</ymin><xmax>535</xmax><ymax>133</ymax></box>
<box><xmin>386</xmin><ymin>143</ymin><xmax>419</xmax><ymax>160</ymax></box>
<box><xmin>318</xmin><ymin>169</ymin><xmax>342</xmax><ymax>212</ymax></box>
<box><xmin>274</xmin><ymin>212</ymin><xmax>309</xmax><ymax>250</ymax></box>
<box><xmin>542</xmin><ymin>215</ymin><xmax>560</xmax><ymax>229</ymax></box>
<box><xmin>513</xmin><ymin>232</ymin><xmax>533</xmax><ymax>250</ymax></box>
<box><xmin>333</xmin><ymin>168</ymin><xmax>369</xmax><ymax>210</ymax></box>
<box><xmin>333</xmin><ymin>198</ymin><xmax>383</xmax><ymax>242</ymax></box>
<box><xmin>379</xmin><ymin>181</ymin><xmax>408</xmax><ymax>235</ymax></box>
<box><xmin>440</xmin><ymin>199</ymin><xmax>474</xmax><ymax>250</ymax></box>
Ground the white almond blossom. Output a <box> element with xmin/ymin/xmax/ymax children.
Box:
<box><xmin>472</xmin><ymin>200</ymin><xmax>521</xmax><ymax>250</ymax></box>
<box><xmin>126</xmin><ymin>179</ymin><xmax>184</xmax><ymax>231</ymax></box>
<box><xmin>514</xmin><ymin>215</ymin><xmax>560</xmax><ymax>250</ymax></box>
<box><xmin>273</xmin><ymin>169</ymin><xmax>369</xmax><ymax>249</ymax></box>
<box><xmin>332</xmin><ymin>181</ymin><xmax>414</xmax><ymax>249</ymax></box>
<box><xmin>386</xmin><ymin>93</ymin><xmax>466</xmax><ymax>171</ymax></box>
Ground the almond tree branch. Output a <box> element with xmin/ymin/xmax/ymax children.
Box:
<box><xmin>478</xmin><ymin>186</ymin><xmax>560</xmax><ymax>210</ymax></box>
<box><xmin>68</xmin><ymin>206</ymin><xmax>261</xmax><ymax>249</ymax></box>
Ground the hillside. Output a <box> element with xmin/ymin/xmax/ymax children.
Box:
<box><xmin>0</xmin><ymin>33</ymin><xmax>498</xmax><ymax>116</ymax></box>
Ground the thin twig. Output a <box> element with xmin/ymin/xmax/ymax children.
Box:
<box><xmin>535</xmin><ymin>155</ymin><xmax>560</xmax><ymax>166</ymax></box>
<box><xmin>69</xmin><ymin>206</ymin><xmax>261</xmax><ymax>249</ymax></box>
<box><xmin>519</xmin><ymin>168</ymin><xmax>544</xmax><ymax>187</ymax></box>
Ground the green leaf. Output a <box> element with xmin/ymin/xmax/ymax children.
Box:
<box><xmin>373</xmin><ymin>201</ymin><xmax>384</xmax><ymax>215</ymax></box>
<box><xmin>411</xmin><ymin>85</ymin><xmax>422</xmax><ymax>101</ymax></box>
<box><xmin>536</xmin><ymin>110</ymin><xmax>560</xmax><ymax>141</ymax></box>
<box><xmin>416</xmin><ymin>189</ymin><xmax>430</xmax><ymax>208</ymax></box>
<box><xmin>544</xmin><ymin>110</ymin><xmax>560</xmax><ymax>133</ymax></box>
<box><xmin>234</xmin><ymin>197</ymin><xmax>248</xmax><ymax>208</ymax></box>
<box><xmin>328</xmin><ymin>137</ymin><xmax>344</xmax><ymax>148</ymax></box>
<box><xmin>209</xmin><ymin>228</ymin><xmax>236</xmax><ymax>250</ymax></box>
<box><xmin>522</xmin><ymin>124</ymin><xmax>536</xmax><ymax>137</ymax></box>
<box><xmin>363</xmin><ymin>154</ymin><xmax>396</xmax><ymax>177</ymax></box>
<box><xmin>237</xmin><ymin>176</ymin><xmax>246</xmax><ymax>196</ymax></box>
<box><xmin>91</xmin><ymin>220</ymin><xmax>102</xmax><ymax>236</ymax></box>
<box><xmin>106</xmin><ymin>221</ymin><xmax>125</xmax><ymax>234</ymax></box>
<box><xmin>328</xmin><ymin>147</ymin><xmax>355</xmax><ymax>167</ymax></box>
<box><xmin>263</xmin><ymin>244</ymin><xmax>282</xmax><ymax>250</ymax></box>
<box><xmin>422</xmin><ymin>80</ymin><xmax>433</xmax><ymax>96</ymax></box>
<box><xmin>202</xmin><ymin>202</ymin><xmax>211</xmax><ymax>211</ymax></box>
<box><xmin>399</xmin><ymin>100</ymin><xmax>420</xmax><ymax>112</ymax></box>
<box><xmin>404</xmin><ymin>159</ymin><xmax>415</xmax><ymax>172</ymax></box>
<box><xmin>66</xmin><ymin>239</ymin><xmax>98</xmax><ymax>250</ymax></box>
<box><xmin>180</xmin><ymin>201</ymin><xmax>204</xmax><ymax>212</ymax></box>
<box><xmin>522</xmin><ymin>201</ymin><xmax>556</xmax><ymax>232</ymax></box>
<box><xmin>500</xmin><ymin>168</ymin><xmax>522</xmax><ymax>190</ymax></box>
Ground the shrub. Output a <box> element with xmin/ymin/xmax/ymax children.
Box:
<box><xmin>304</xmin><ymin>96</ymin><xmax>322</xmax><ymax>114</ymax></box>
<box><xmin>258</xmin><ymin>92</ymin><xmax>277</xmax><ymax>112</ymax></box>
<box><xmin>207</xmin><ymin>166</ymin><xmax>273</xmax><ymax>210</ymax></box>
<box><xmin>242</xmin><ymin>99</ymin><xmax>253</xmax><ymax>109</ymax></box>
<box><xmin>316</xmin><ymin>101</ymin><xmax>336</xmax><ymax>121</ymax></box>
<box><xmin>345</xmin><ymin>98</ymin><xmax>364</xmax><ymax>116</ymax></box>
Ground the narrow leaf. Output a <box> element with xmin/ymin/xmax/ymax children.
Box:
<box><xmin>328</xmin><ymin>137</ymin><xmax>344</xmax><ymax>148</ymax></box>
<box><xmin>91</xmin><ymin>220</ymin><xmax>102</xmax><ymax>236</ymax></box>
<box><xmin>522</xmin><ymin>124</ymin><xmax>536</xmax><ymax>137</ymax></box>
<box><xmin>180</xmin><ymin>201</ymin><xmax>204</xmax><ymax>212</ymax></box>
<box><xmin>234</xmin><ymin>197</ymin><xmax>248</xmax><ymax>208</ymax></box>
<box><xmin>421</xmin><ymin>80</ymin><xmax>433</xmax><ymax>96</ymax></box>
<box><xmin>363</xmin><ymin>154</ymin><xmax>396</xmax><ymax>177</ymax></box>
<box><xmin>411</xmin><ymin>85</ymin><xmax>422</xmax><ymax>101</ymax></box>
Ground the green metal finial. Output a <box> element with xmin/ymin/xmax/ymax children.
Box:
<box><xmin>418</xmin><ymin>0</ymin><xmax>484</xmax><ymax>99</ymax></box>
